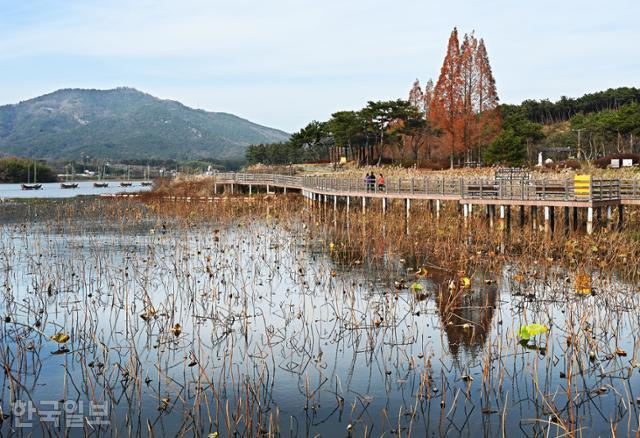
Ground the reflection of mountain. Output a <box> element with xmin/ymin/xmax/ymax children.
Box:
<box><xmin>433</xmin><ymin>271</ymin><xmax>499</xmax><ymax>361</ymax></box>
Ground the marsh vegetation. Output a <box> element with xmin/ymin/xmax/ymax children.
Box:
<box><xmin>1</xmin><ymin>194</ymin><xmax>640</xmax><ymax>436</ymax></box>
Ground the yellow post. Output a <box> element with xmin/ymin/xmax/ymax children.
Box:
<box><xmin>574</xmin><ymin>175</ymin><xmax>591</xmax><ymax>200</ymax></box>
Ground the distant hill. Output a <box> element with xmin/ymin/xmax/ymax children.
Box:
<box><xmin>0</xmin><ymin>87</ymin><xmax>289</xmax><ymax>161</ymax></box>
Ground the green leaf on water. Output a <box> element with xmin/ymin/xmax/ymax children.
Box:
<box><xmin>517</xmin><ymin>323</ymin><xmax>548</xmax><ymax>340</ymax></box>
<box><xmin>410</xmin><ymin>282</ymin><xmax>423</xmax><ymax>292</ymax></box>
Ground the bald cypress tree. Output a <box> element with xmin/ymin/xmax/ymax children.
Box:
<box><xmin>430</xmin><ymin>27</ymin><xmax>463</xmax><ymax>168</ymax></box>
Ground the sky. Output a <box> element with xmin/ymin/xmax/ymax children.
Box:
<box><xmin>1</xmin><ymin>0</ymin><xmax>638</xmax><ymax>132</ymax></box>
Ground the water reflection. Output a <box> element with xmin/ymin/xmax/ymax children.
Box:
<box><xmin>432</xmin><ymin>270</ymin><xmax>499</xmax><ymax>361</ymax></box>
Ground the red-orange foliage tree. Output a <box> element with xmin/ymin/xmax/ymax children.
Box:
<box><xmin>430</xmin><ymin>28</ymin><xmax>463</xmax><ymax>168</ymax></box>
<box><xmin>474</xmin><ymin>38</ymin><xmax>500</xmax><ymax>154</ymax></box>
<box><xmin>408</xmin><ymin>79</ymin><xmax>424</xmax><ymax>114</ymax></box>
<box><xmin>429</xmin><ymin>28</ymin><xmax>500</xmax><ymax>167</ymax></box>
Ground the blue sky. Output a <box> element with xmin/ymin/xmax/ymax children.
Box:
<box><xmin>1</xmin><ymin>0</ymin><xmax>638</xmax><ymax>132</ymax></box>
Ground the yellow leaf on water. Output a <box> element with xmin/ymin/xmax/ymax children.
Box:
<box><xmin>329</xmin><ymin>242</ymin><xmax>335</xmax><ymax>252</ymax></box>
<box><xmin>574</xmin><ymin>273</ymin><xmax>591</xmax><ymax>295</ymax></box>
<box><xmin>415</xmin><ymin>267</ymin><xmax>429</xmax><ymax>279</ymax></box>
<box><xmin>50</xmin><ymin>332</ymin><xmax>70</xmax><ymax>344</ymax></box>
<box><xmin>615</xmin><ymin>347</ymin><xmax>627</xmax><ymax>357</ymax></box>
<box><xmin>171</xmin><ymin>323</ymin><xmax>182</xmax><ymax>337</ymax></box>
<box><xmin>513</xmin><ymin>274</ymin><xmax>524</xmax><ymax>283</ymax></box>
<box><xmin>460</xmin><ymin>277</ymin><xmax>471</xmax><ymax>289</ymax></box>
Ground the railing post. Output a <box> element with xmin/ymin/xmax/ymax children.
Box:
<box><xmin>410</xmin><ymin>178</ymin><xmax>414</xmax><ymax>194</ymax></box>
<box><xmin>564</xmin><ymin>179</ymin><xmax>568</xmax><ymax>201</ymax></box>
<box><xmin>460</xmin><ymin>178</ymin><xmax>464</xmax><ymax>197</ymax></box>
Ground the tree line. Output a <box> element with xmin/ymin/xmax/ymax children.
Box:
<box><xmin>247</xmin><ymin>28</ymin><xmax>501</xmax><ymax>168</ymax></box>
<box><xmin>0</xmin><ymin>157</ymin><xmax>58</xmax><ymax>183</ymax></box>
<box><xmin>501</xmin><ymin>87</ymin><xmax>640</xmax><ymax>125</ymax></box>
<box><xmin>246</xmin><ymin>28</ymin><xmax>640</xmax><ymax>168</ymax></box>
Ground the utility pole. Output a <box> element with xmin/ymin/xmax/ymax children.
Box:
<box><xmin>572</xmin><ymin>128</ymin><xmax>583</xmax><ymax>160</ymax></box>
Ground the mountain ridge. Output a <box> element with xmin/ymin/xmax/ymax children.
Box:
<box><xmin>0</xmin><ymin>87</ymin><xmax>289</xmax><ymax>161</ymax></box>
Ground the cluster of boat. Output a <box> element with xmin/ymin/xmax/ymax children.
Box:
<box><xmin>20</xmin><ymin>162</ymin><xmax>154</xmax><ymax>190</ymax></box>
<box><xmin>21</xmin><ymin>181</ymin><xmax>153</xmax><ymax>190</ymax></box>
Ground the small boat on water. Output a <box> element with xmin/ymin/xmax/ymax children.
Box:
<box><xmin>21</xmin><ymin>183</ymin><xmax>42</xmax><ymax>190</ymax></box>
<box><xmin>93</xmin><ymin>163</ymin><xmax>109</xmax><ymax>188</ymax></box>
<box><xmin>120</xmin><ymin>165</ymin><xmax>133</xmax><ymax>187</ymax></box>
<box><xmin>60</xmin><ymin>163</ymin><xmax>78</xmax><ymax>189</ymax></box>
<box><xmin>140</xmin><ymin>165</ymin><xmax>152</xmax><ymax>186</ymax></box>
<box><xmin>21</xmin><ymin>161</ymin><xmax>42</xmax><ymax>190</ymax></box>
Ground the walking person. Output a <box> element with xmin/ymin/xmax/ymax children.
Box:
<box><xmin>368</xmin><ymin>172</ymin><xmax>375</xmax><ymax>192</ymax></box>
<box><xmin>377</xmin><ymin>173</ymin><xmax>385</xmax><ymax>192</ymax></box>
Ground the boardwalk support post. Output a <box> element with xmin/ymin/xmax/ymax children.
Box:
<box><xmin>382</xmin><ymin>198</ymin><xmax>386</xmax><ymax>214</ymax></box>
<box><xmin>618</xmin><ymin>205</ymin><xmax>624</xmax><ymax>231</ymax></box>
<box><xmin>519</xmin><ymin>205</ymin><xmax>525</xmax><ymax>226</ymax></box>
<box><xmin>489</xmin><ymin>205</ymin><xmax>495</xmax><ymax>228</ymax></box>
<box><xmin>436</xmin><ymin>200</ymin><xmax>441</xmax><ymax>219</ymax></box>
<box><xmin>544</xmin><ymin>206</ymin><xmax>550</xmax><ymax>234</ymax></box>
<box><xmin>587</xmin><ymin>207</ymin><xmax>594</xmax><ymax>235</ymax></box>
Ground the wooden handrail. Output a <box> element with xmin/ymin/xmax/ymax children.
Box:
<box><xmin>208</xmin><ymin>172</ymin><xmax>640</xmax><ymax>202</ymax></box>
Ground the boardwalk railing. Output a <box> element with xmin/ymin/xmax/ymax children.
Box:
<box><xmin>213</xmin><ymin>173</ymin><xmax>640</xmax><ymax>203</ymax></box>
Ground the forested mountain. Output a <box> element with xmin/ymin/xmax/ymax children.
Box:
<box><xmin>0</xmin><ymin>88</ymin><xmax>289</xmax><ymax>161</ymax></box>
<box><xmin>501</xmin><ymin>87</ymin><xmax>640</xmax><ymax>124</ymax></box>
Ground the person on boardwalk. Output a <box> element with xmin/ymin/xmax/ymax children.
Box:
<box><xmin>364</xmin><ymin>173</ymin><xmax>370</xmax><ymax>192</ymax></box>
<box><xmin>369</xmin><ymin>173</ymin><xmax>376</xmax><ymax>192</ymax></box>
<box><xmin>377</xmin><ymin>173</ymin><xmax>385</xmax><ymax>192</ymax></box>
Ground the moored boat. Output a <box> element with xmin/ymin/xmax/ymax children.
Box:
<box><xmin>93</xmin><ymin>182</ymin><xmax>109</xmax><ymax>188</ymax></box>
<box><xmin>21</xmin><ymin>183</ymin><xmax>42</xmax><ymax>190</ymax></box>
<box><xmin>60</xmin><ymin>182</ymin><xmax>79</xmax><ymax>189</ymax></box>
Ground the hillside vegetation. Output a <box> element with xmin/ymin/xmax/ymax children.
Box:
<box><xmin>0</xmin><ymin>157</ymin><xmax>57</xmax><ymax>183</ymax></box>
<box><xmin>0</xmin><ymin>87</ymin><xmax>289</xmax><ymax>161</ymax></box>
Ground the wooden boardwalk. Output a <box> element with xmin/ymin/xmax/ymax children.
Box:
<box><xmin>212</xmin><ymin>172</ymin><xmax>640</xmax><ymax>206</ymax></box>
<box><xmin>209</xmin><ymin>172</ymin><xmax>640</xmax><ymax>234</ymax></box>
